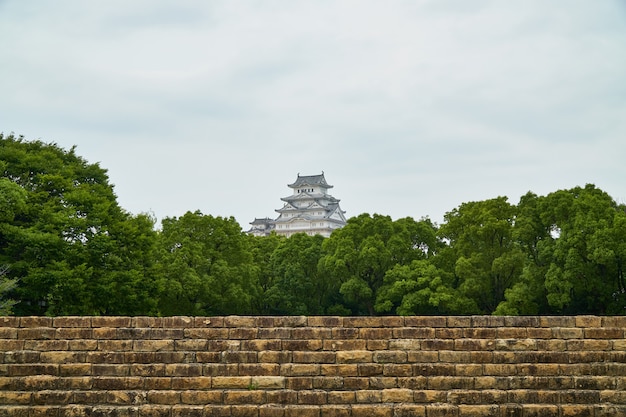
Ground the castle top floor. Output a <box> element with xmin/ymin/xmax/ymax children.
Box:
<box><xmin>288</xmin><ymin>173</ymin><xmax>332</xmax><ymax>196</ymax></box>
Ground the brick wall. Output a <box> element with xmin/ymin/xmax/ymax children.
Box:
<box><xmin>1</xmin><ymin>315</ymin><xmax>625</xmax><ymax>417</ymax></box>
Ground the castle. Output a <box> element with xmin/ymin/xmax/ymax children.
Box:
<box><xmin>247</xmin><ymin>173</ymin><xmax>347</xmax><ymax>238</ymax></box>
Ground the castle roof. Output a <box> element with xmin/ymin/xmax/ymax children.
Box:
<box><xmin>280</xmin><ymin>193</ymin><xmax>340</xmax><ymax>204</ymax></box>
<box><xmin>288</xmin><ymin>173</ymin><xmax>332</xmax><ymax>189</ymax></box>
<box><xmin>249</xmin><ymin>217</ymin><xmax>274</xmax><ymax>225</ymax></box>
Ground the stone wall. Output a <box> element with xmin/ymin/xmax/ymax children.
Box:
<box><xmin>1</xmin><ymin>315</ymin><xmax>625</xmax><ymax>416</ymax></box>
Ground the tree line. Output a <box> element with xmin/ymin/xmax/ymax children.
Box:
<box><xmin>1</xmin><ymin>133</ymin><xmax>625</xmax><ymax>316</ymax></box>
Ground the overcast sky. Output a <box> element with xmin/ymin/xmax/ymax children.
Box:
<box><xmin>1</xmin><ymin>1</ymin><xmax>625</xmax><ymax>228</ymax></box>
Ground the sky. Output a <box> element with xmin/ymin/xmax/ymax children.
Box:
<box><xmin>1</xmin><ymin>1</ymin><xmax>625</xmax><ymax>229</ymax></box>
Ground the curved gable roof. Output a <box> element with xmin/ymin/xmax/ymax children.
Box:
<box><xmin>288</xmin><ymin>172</ymin><xmax>332</xmax><ymax>189</ymax></box>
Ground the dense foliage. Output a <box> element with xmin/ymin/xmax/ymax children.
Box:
<box><xmin>2</xmin><ymin>134</ymin><xmax>625</xmax><ymax>315</ymax></box>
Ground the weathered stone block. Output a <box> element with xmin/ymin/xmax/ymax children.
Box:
<box><xmin>356</xmin><ymin>363</ymin><xmax>382</xmax><ymax>377</ymax></box>
<box><xmin>392</xmin><ymin>327</ymin><xmax>435</xmax><ymax>338</ymax></box>
<box><xmin>231</xmin><ymin>405</ymin><xmax>261</xmax><ymax>417</ymax></box>
<box><xmin>456</xmin><ymin>338</ymin><xmax>496</xmax><ymax>351</ymax></box>
<box><xmin>522</xmin><ymin>404</ymin><xmax>559</xmax><ymax>417</ymax></box>
<box><xmin>0</xmin><ymin>391</ymin><xmax>33</xmax><ymax>404</ymax></box>
<box><xmin>552</xmin><ymin>327</ymin><xmax>584</xmax><ymax>339</ymax></box>
<box><xmin>496</xmin><ymin>327</ymin><xmax>528</xmax><ymax>338</ymax></box>
<box><xmin>184</xmin><ymin>327</ymin><xmax>230</xmax><ymax>340</ymax></box>
<box><xmin>307</xmin><ymin>316</ymin><xmax>341</xmax><ymax>328</ymax></box>
<box><xmin>393</xmin><ymin>404</ymin><xmax>426</xmax><ymax>417</ymax></box>
<box><xmin>447</xmin><ymin>316</ymin><xmax>472</xmax><ymax>328</ymax></box>
<box><xmin>291</xmin><ymin>328</ymin><xmax>332</xmax><ymax>340</ymax></box>
<box><xmin>266</xmin><ymin>390</ymin><xmax>298</xmax><ymax>404</ymax></box>
<box><xmin>259</xmin><ymin>404</ymin><xmax>286</xmax><ymax>417</ymax></box>
<box><xmin>457</xmin><ymin>404</ymin><xmax>499</xmax><ymax>417</ymax></box>
<box><xmin>425</xmin><ymin>403</ymin><xmax>459</xmax><ymax>417</ymax></box>
<box><xmin>192</xmin><ymin>316</ymin><xmax>224</xmax><ymax>327</ymax></box>
<box><xmin>280</xmin><ymin>364</ymin><xmax>320</xmax><ymax>377</ymax></box>
<box><xmin>343</xmin><ymin>317</ymin><xmax>384</xmax><ymax>328</ymax></box>
<box><xmin>242</xmin><ymin>339</ymin><xmax>282</xmax><ymax>351</ymax></box>
<box><xmin>368</xmin><ymin>376</ymin><xmax>397</xmax><ymax>389</ymax></box>
<box><xmin>297</xmin><ymin>390</ymin><xmax>327</xmax><ymax>405</ymax></box>
<box><xmin>397</xmin><ymin>376</ymin><xmax>427</xmax><ymax>389</ymax></box>
<box><xmin>258</xmin><ymin>351</ymin><xmax>291</xmax><ymax>364</ymax></box>
<box><xmin>59</xmin><ymin>364</ymin><xmax>91</xmax><ymax>377</ymax></box>
<box><xmin>146</xmin><ymin>390</ymin><xmax>181</xmax><ymax>405</ymax></box>
<box><xmin>335</xmin><ymin>350</ymin><xmax>372</xmax><ymax>364</ymax></box>
<box><xmin>407</xmin><ymin>350</ymin><xmax>439</xmax><ymax>363</ymax></box>
<box><xmin>470</xmin><ymin>316</ymin><xmax>505</xmax><ymax>328</ymax></box>
<box><xmin>413</xmin><ymin>390</ymin><xmax>447</xmax><ymax>403</ymax></box>
<box><xmin>381</xmin><ymin>388</ymin><xmax>413</xmax><ymax>403</ymax></box>
<box><xmin>0</xmin><ymin>316</ymin><xmax>19</xmax><ymax>327</ymax></box>
<box><xmin>404</xmin><ymin>316</ymin><xmax>447</xmax><ymax>327</ymax></box>
<box><xmin>69</xmin><ymin>339</ymin><xmax>98</xmax><ymax>351</ymax></box>
<box><xmin>292</xmin><ymin>351</ymin><xmax>335</xmax><ymax>364</ymax></box>
<box><xmin>40</xmin><ymin>351</ymin><xmax>86</xmax><ymax>364</ymax></box>
<box><xmin>286</xmin><ymin>377</ymin><xmax>314</xmax><ymax>390</ymax></box>
<box><xmin>8</xmin><ymin>364</ymin><xmax>59</xmax><ymax>376</ymax></box>
<box><xmin>229</xmin><ymin>328</ymin><xmax>259</xmax><ymax>340</ymax></box>
<box><xmin>19</xmin><ymin>317</ymin><xmax>53</xmax><ymax>328</ymax></box>
<box><xmin>239</xmin><ymin>363</ymin><xmax>280</xmax><ymax>376</ymax></box>
<box><xmin>463</xmin><ymin>328</ymin><xmax>497</xmax><ymax>338</ymax></box>
<box><xmin>440</xmin><ymin>351</ymin><xmax>472</xmax><ymax>364</ymax></box>
<box><xmin>282</xmin><ymin>340</ymin><xmax>323</xmax><ymax>351</ymax></box>
<box><xmin>251</xmin><ymin>376</ymin><xmax>286</xmax><ymax>389</ymax></box>
<box><xmin>366</xmin><ymin>339</ymin><xmax>389</xmax><ymax>350</ymax></box>
<box><xmin>330</xmin><ymin>327</ymin><xmax>359</xmax><ymax>339</ymax></box>
<box><xmin>323</xmin><ymin>339</ymin><xmax>367</xmax><ymax>351</ymax></box>
<box><xmin>358</xmin><ymin>328</ymin><xmax>392</xmax><ymax>339</ymax></box>
<box><xmin>0</xmin><ymin>339</ymin><xmax>24</xmax><ymax>351</ymax></box>
<box><xmin>351</xmin><ymin>404</ymin><xmax>392</xmax><ymax>417</ymax></box>
<box><xmin>320</xmin><ymin>364</ymin><xmax>358</xmax><ymax>377</ymax></box>
<box><xmin>18</xmin><ymin>328</ymin><xmax>56</xmax><ymax>340</ymax></box>
<box><xmin>224</xmin><ymin>390</ymin><xmax>266</xmax><ymax>405</ymax></box>
<box><xmin>224</xmin><ymin>316</ymin><xmax>257</xmax><ymax>328</ymax></box>
<box><xmin>382</xmin><ymin>364</ymin><xmax>412</xmax><ymax>377</ymax></box>
<box><xmin>92</xmin><ymin>317</ymin><xmax>132</xmax><ymax>328</ymax></box>
<box><xmin>312</xmin><ymin>376</ymin><xmax>343</xmax><ymax>390</ymax></box>
<box><xmin>342</xmin><ymin>377</ymin><xmax>369</xmax><ymax>390</ymax></box>
<box><xmin>164</xmin><ymin>363</ymin><xmax>202</xmax><ymax>377</ymax></box>
<box><xmin>560</xmin><ymin>405</ymin><xmax>594</xmax><ymax>417</ymax></box>
<box><xmin>454</xmin><ymin>363</ymin><xmax>482</xmax><ymax>376</ymax></box>
<box><xmin>222</xmin><ymin>351</ymin><xmax>258</xmax><ymax>363</ymax></box>
<box><xmin>212</xmin><ymin>376</ymin><xmax>252</xmax><ymax>389</ymax></box>
<box><xmin>319</xmin><ymin>405</ymin><xmax>351</xmax><ymax>417</ymax></box>
<box><xmin>283</xmin><ymin>405</ymin><xmax>320</xmax><ymax>417</ymax></box>
<box><xmin>327</xmin><ymin>391</ymin><xmax>355</xmax><ymax>404</ymax></box>
<box><xmin>585</xmin><ymin>327</ymin><xmax>624</xmax><ymax>339</ymax></box>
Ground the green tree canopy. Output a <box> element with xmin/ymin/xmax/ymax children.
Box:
<box><xmin>438</xmin><ymin>196</ymin><xmax>524</xmax><ymax>314</ymax></box>
<box><xmin>498</xmin><ymin>184</ymin><xmax>626</xmax><ymax>314</ymax></box>
<box><xmin>1</xmin><ymin>133</ymin><xmax>160</xmax><ymax>315</ymax></box>
<box><xmin>262</xmin><ymin>233</ymin><xmax>328</xmax><ymax>315</ymax></box>
<box><xmin>319</xmin><ymin>213</ymin><xmax>438</xmax><ymax>315</ymax></box>
<box><xmin>156</xmin><ymin>210</ymin><xmax>258</xmax><ymax>315</ymax></box>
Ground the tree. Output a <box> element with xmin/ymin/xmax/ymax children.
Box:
<box><xmin>1</xmin><ymin>133</ymin><xmax>161</xmax><ymax>315</ymax></box>
<box><xmin>0</xmin><ymin>265</ymin><xmax>17</xmax><ymax>315</ymax></box>
<box><xmin>247</xmin><ymin>232</ymin><xmax>284</xmax><ymax>314</ymax></box>
<box><xmin>438</xmin><ymin>196</ymin><xmax>524</xmax><ymax>314</ymax></box>
<box><xmin>319</xmin><ymin>213</ymin><xmax>438</xmax><ymax>315</ymax></box>
<box><xmin>262</xmin><ymin>233</ymin><xmax>328</xmax><ymax>315</ymax></box>
<box><xmin>156</xmin><ymin>211</ymin><xmax>258</xmax><ymax>315</ymax></box>
<box><xmin>375</xmin><ymin>259</ymin><xmax>474</xmax><ymax>315</ymax></box>
<box><xmin>495</xmin><ymin>185</ymin><xmax>626</xmax><ymax>315</ymax></box>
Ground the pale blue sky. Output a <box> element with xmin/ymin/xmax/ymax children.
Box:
<box><xmin>1</xmin><ymin>1</ymin><xmax>625</xmax><ymax>227</ymax></box>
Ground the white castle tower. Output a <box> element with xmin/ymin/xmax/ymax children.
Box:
<box><xmin>247</xmin><ymin>172</ymin><xmax>347</xmax><ymax>237</ymax></box>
